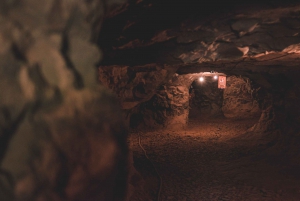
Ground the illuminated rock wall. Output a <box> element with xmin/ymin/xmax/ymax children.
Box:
<box><xmin>128</xmin><ymin>74</ymin><xmax>197</xmax><ymax>129</ymax></box>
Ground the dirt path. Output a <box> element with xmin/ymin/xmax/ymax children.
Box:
<box><xmin>129</xmin><ymin>118</ymin><xmax>300</xmax><ymax>201</ymax></box>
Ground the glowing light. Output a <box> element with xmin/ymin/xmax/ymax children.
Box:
<box><xmin>199</xmin><ymin>77</ymin><xmax>204</xmax><ymax>82</ymax></box>
<box><xmin>213</xmin><ymin>75</ymin><xmax>218</xmax><ymax>80</ymax></box>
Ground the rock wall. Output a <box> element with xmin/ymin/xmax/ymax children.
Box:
<box><xmin>0</xmin><ymin>0</ymin><xmax>129</xmax><ymax>201</ymax></box>
<box><xmin>222</xmin><ymin>76</ymin><xmax>261</xmax><ymax>119</ymax></box>
<box><xmin>249</xmin><ymin>72</ymin><xmax>295</xmax><ymax>133</ymax></box>
<box><xmin>130</xmin><ymin>74</ymin><xmax>198</xmax><ymax>129</ymax></box>
<box><xmin>99</xmin><ymin>1</ymin><xmax>300</xmax><ymax>67</ymax></box>
<box><xmin>240</xmin><ymin>71</ymin><xmax>300</xmax><ymax>164</ymax></box>
<box><xmin>99</xmin><ymin>64</ymin><xmax>175</xmax><ymax>110</ymax></box>
<box><xmin>137</xmin><ymin>84</ymin><xmax>189</xmax><ymax>129</ymax></box>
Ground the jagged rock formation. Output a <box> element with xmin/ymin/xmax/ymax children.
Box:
<box><xmin>222</xmin><ymin>76</ymin><xmax>261</xmax><ymax>119</ymax></box>
<box><xmin>99</xmin><ymin>64</ymin><xmax>175</xmax><ymax>109</ymax></box>
<box><xmin>0</xmin><ymin>0</ymin><xmax>129</xmax><ymax>201</ymax></box>
<box><xmin>129</xmin><ymin>74</ymin><xmax>193</xmax><ymax>129</ymax></box>
<box><xmin>99</xmin><ymin>0</ymin><xmax>300</xmax><ymax>66</ymax></box>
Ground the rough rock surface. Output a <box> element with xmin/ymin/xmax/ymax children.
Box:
<box><xmin>1</xmin><ymin>88</ymin><xmax>128</xmax><ymax>201</ymax></box>
<box><xmin>99</xmin><ymin>64</ymin><xmax>175</xmax><ymax>109</ymax></box>
<box><xmin>222</xmin><ymin>76</ymin><xmax>261</xmax><ymax>119</ymax></box>
<box><xmin>249</xmin><ymin>72</ymin><xmax>297</xmax><ymax>133</ymax></box>
<box><xmin>130</xmin><ymin>74</ymin><xmax>194</xmax><ymax>129</ymax></box>
<box><xmin>0</xmin><ymin>0</ymin><xmax>129</xmax><ymax>201</ymax></box>
<box><xmin>99</xmin><ymin>1</ymin><xmax>300</xmax><ymax>67</ymax></box>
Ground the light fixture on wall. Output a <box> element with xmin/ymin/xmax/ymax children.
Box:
<box><xmin>196</xmin><ymin>72</ymin><xmax>226</xmax><ymax>86</ymax></box>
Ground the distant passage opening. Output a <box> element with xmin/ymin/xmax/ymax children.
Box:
<box><xmin>189</xmin><ymin>75</ymin><xmax>224</xmax><ymax>120</ymax></box>
<box><xmin>189</xmin><ymin>75</ymin><xmax>262</xmax><ymax>124</ymax></box>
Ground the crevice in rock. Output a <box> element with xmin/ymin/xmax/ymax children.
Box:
<box><xmin>0</xmin><ymin>105</ymin><xmax>29</xmax><ymax>164</ymax></box>
<box><xmin>60</xmin><ymin>35</ymin><xmax>84</xmax><ymax>89</ymax></box>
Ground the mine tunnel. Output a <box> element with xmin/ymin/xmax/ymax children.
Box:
<box><xmin>1</xmin><ymin>0</ymin><xmax>300</xmax><ymax>201</ymax></box>
<box><xmin>188</xmin><ymin>73</ymin><xmax>225</xmax><ymax>119</ymax></box>
<box><xmin>98</xmin><ymin>0</ymin><xmax>300</xmax><ymax>200</ymax></box>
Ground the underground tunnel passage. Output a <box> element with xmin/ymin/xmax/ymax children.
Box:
<box><xmin>1</xmin><ymin>0</ymin><xmax>300</xmax><ymax>201</ymax></box>
<box><xmin>127</xmin><ymin>74</ymin><xmax>279</xmax><ymax>201</ymax></box>
<box><xmin>188</xmin><ymin>74</ymin><xmax>224</xmax><ymax>120</ymax></box>
<box><xmin>97</xmin><ymin>0</ymin><xmax>300</xmax><ymax>200</ymax></box>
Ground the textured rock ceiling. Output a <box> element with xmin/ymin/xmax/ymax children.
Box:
<box><xmin>98</xmin><ymin>0</ymin><xmax>300</xmax><ymax>75</ymax></box>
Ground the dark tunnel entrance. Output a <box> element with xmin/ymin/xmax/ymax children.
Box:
<box><xmin>189</xmin><ymin>75</ymin><xmax>262</xmax><ymax>123</ymax></box>
<box><xmin>189</xmin><ymin>76</ymin><xmax>224</xmax><ymax>119</ymax></box>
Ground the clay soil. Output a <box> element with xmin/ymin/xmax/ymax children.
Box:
<box><xmin>129</xmin><ymin>117</ymin><xmax>300</xmax><ymax>201</ymax></box>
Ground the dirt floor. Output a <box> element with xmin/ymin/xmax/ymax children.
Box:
<box><xmin>128</xmin><ymin>117</ymin><xmax>300</xmax><ymax>201</ymax></box>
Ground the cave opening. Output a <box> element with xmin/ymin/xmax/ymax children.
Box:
<box><xmin>188</xmin><ymin>75</ymin><xmax>224</xmax><ymax>120</ymax></box>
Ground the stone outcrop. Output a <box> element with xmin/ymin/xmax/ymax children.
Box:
<box><xmin>99</xmin><ymin>64</ymin><xmax>176</xmax><ymax>109</ymax></box>
<box><xmin>249</xmin><ymin>106</ymin><xmax>276</xmax><ymax>132</ymax></box>
<box><xmin>1</xmin><ymin>88</ymin><xmax>128</xmax><ymax>201</ymax></box>
<box><xmin>129</xmin><ymin>74</ymin><xmax>200</xmax><ymax>129</ymax></box>
<box><xmin>249</xmin><ymin>72</ymin><xmax>297</xmax><ymax>133</ymax></box>
<box><xmin>140</xmin><ymin>83</ymin><xmax>189</xmax><ymax>129</ymax></box>
<box><xmin>222</xmin><ymin>76</ymin><xmax>261</xmax><ymax>119</ymax></box>
<box><xmin>0</xmin><ymin>0</ymin><xmax>129</xmax><ymax>201</ymax></box>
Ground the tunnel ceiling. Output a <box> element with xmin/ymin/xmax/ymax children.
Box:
<box><xmin>99</xmin><ymin>0</ymin><xmax>300</xmax><ymax>75</ymax></box>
